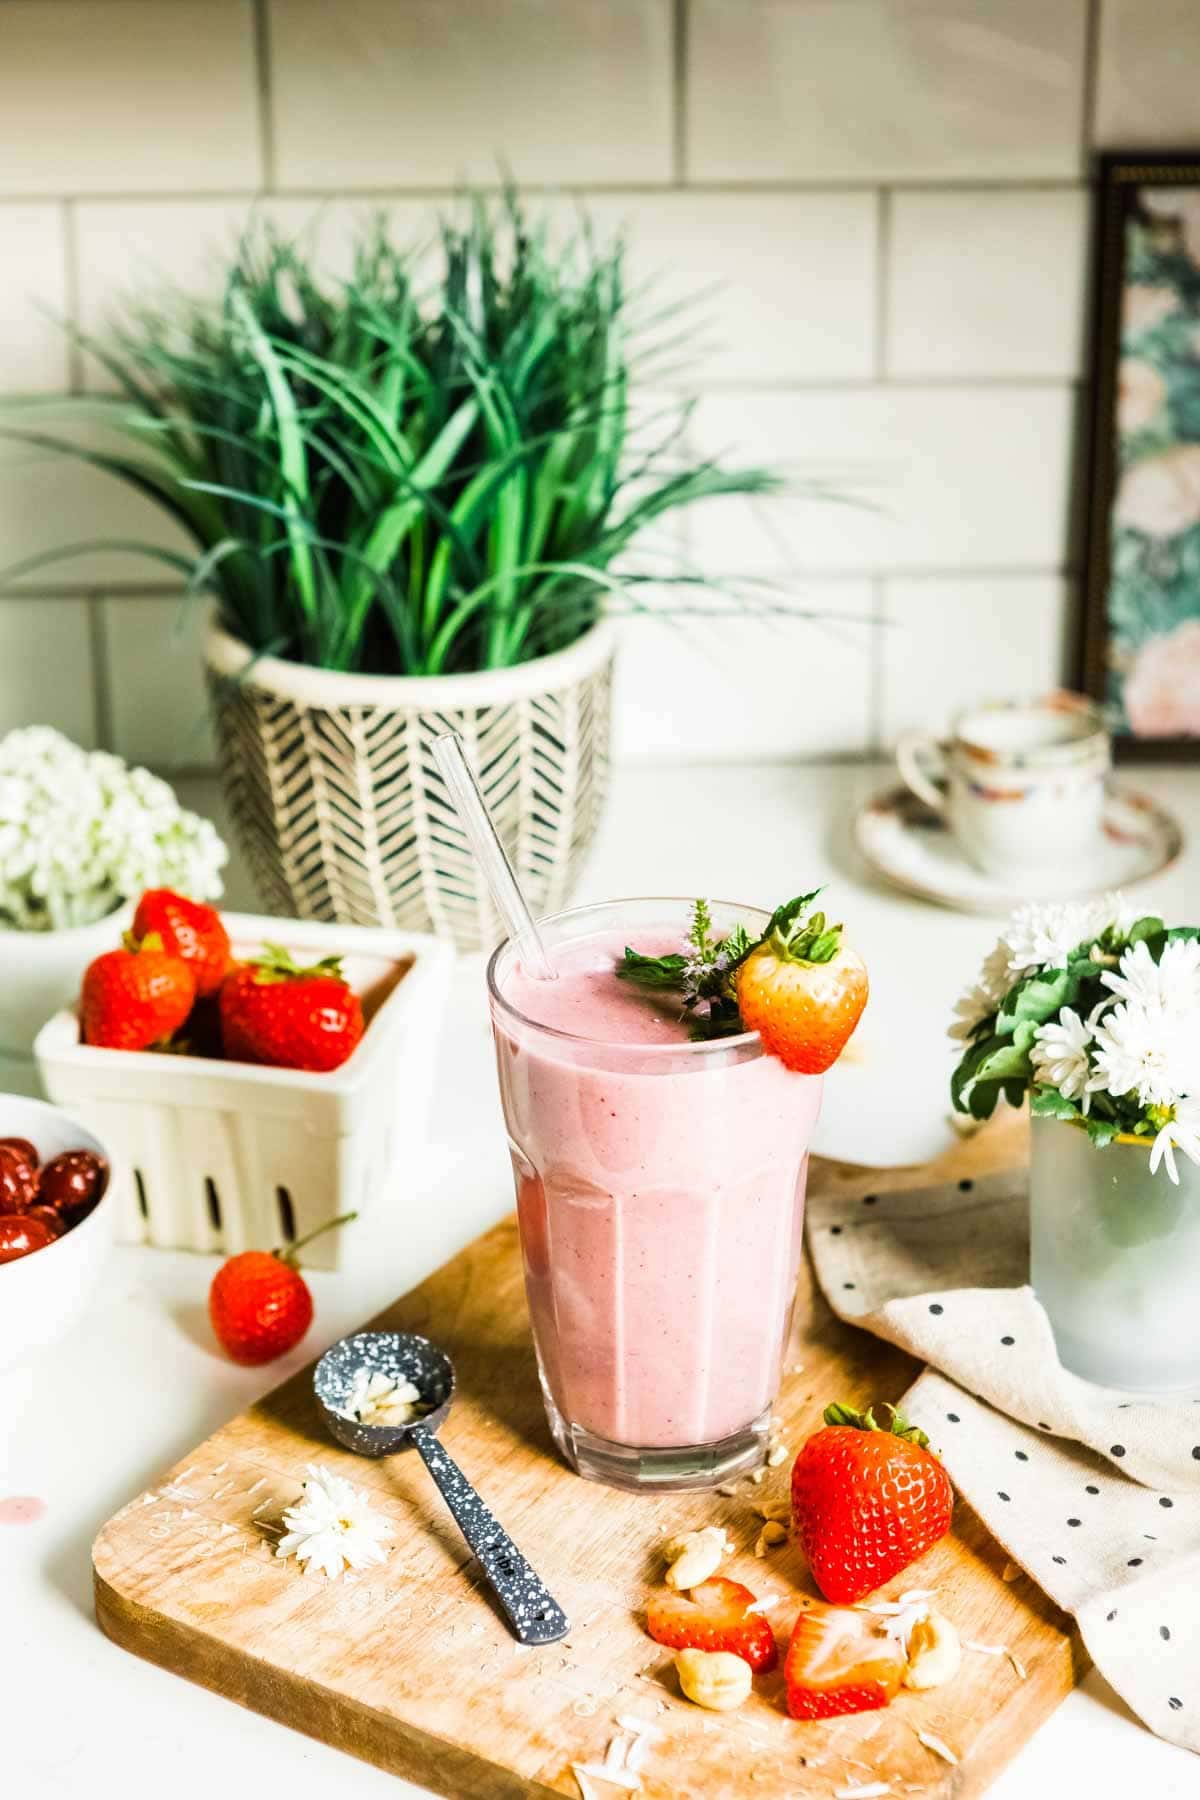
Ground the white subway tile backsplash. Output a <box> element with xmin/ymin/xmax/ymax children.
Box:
<box><xmin>103</xmin><ymin>596</ymin><xmax>214</xmax><ymax>770</ymax></box>
<box><xmin>691</xmin><ymin>386</ymin><xmax>1077</xmax><ymax>575</ymax></box>
<box><xmin>687</xmin><ymin>0</ymin><xmax>1088</xmax><ymax>183</ymax></box>
<box><xmin>582</xmin><ymin>192</ymin><xmax>877</xmax><ymax>383</ymax></box>
<box><xmin>0</xmin><ymin>3</ymin><xmax>260</xmax><ymax>197</ymax></box>
<box><xmin>74</xmin><ymin>197</ymin><xmax>433</xmax><ymax>373</ymax></box>
<box><xmin>1094</xmin><ymin>0</ymin><xmax>1200</xmax><ymax>148</ymax></box>
<box><xmin>0</xmin><ymin>598</ymin><xmax>95</xmax><ymax>742</ymax></box>
<box><xmin>0</xmin><ymin>206</ymin><xmax>69</xmax><ymax>393</ymax></box>
<box><xmin>0</xmin><ymin>426</ymin><xmax>191</xmax><ymax>588</ymax></box>
<box><xmin>270</xmin><ymin>0</ymin><xmax>674</xmax><ymax>189</ymax></box>
<box><xmin>879</xmin><ymin>575</ymin><xmax>1070</xmax><ymax>742</ymax></box>
<box><xmin>887</xmin><ymin>189</ymin><xmax>1088</xmax><ymax>379</ymax></box>
<box><xmin>614</xmin><ymin>583</ymin><xmax>875</xmax><ymax>761</ymax></box>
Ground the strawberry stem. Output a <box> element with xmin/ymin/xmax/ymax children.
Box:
<box><xmin>276</xmin><ymin>1210</ymin><xmax>357</xmax><ymax>1263</ymax></box>
<box><xmin>822</xmin><ymin>1400</ymin><xmax>931</xmax><ymax>1450</ymax></box>
<box><xmin>251</xmin><ymin>942</ymin><xmax>348</xmax><ymax>986</ymax></box>
<box><xmin>764</xmin><ymin>892</ymin><xmax>843</xmax><ymax>967</ymax></box>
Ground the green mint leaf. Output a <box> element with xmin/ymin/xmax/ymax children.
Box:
<box><xmin>615</xmin><ymin>948</ymin><xmax>688</xmax><ymax>989</ymax></box>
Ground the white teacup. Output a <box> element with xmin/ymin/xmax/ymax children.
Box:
<box><xmin>896</xmin><ymin>693</ymin><xmax>1111</xmax><ymax>877</ymax></box>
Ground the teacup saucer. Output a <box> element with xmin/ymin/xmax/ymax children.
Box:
<box><xmin>855</xmin><ymin>782</ymin><xmax>1183</xmax><ymax>914</ymax></box>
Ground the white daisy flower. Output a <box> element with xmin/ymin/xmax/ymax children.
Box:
<box><xmin>1089</xmin><ymin>890</ymin><xmax>1157</xmax><ymax>942</ymax></box>
<box><xmin>1003</xmin><ymin>902</ymin><xmax>1093</xmax><ymax>974</ymax></box>
<box><xmin>1149</xmin><ymin>1097</ymin><xmax>1200</xmax><ymax>1185</ymax></box>
<box><xmin>980</xmin><ymin>938</ymin><xmax>1016</xmax><ymax>1001</ymax></box>
<box><xmin>276</xmin><ymin>1464</ymin><xmax>394</xmax><ymax>1580</ymax></box>
<box><xmin>1101</xmin><ymin>936</ymin><xmax>1200</xmax><ymax>1017</ymax></box>
<box><xmin>948</xmin><ymin>982</ymin><xmax>995</xmax><ymax>1043</ymax></box>
<box><xmin>1089</xmin><ymin>1001</ymin><xmax>1200</xmax><ymax>1110</ymax></box>
<box><xmin>1030</xmin><ymin>1007</ymin><xmax>1095</xmax><ymax>1110</ymax></box>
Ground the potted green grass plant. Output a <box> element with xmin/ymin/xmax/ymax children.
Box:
<box><xmin>3</xmin><ymin>197</ymin><xmax>785</xmax><ymax>946</ymax></box>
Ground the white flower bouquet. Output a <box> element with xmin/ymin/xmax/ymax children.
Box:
<box><xmin>0</xmin><ymin>727</ymin><xmax>226</xmax><ymax>932</ymax></box>
<box><xmin>951</xmin><ymin>894</ymin><xmax>1200</xmax><ymax>1183</ymax></box>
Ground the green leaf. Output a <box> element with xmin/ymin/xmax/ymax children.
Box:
<box><xmin>996</xmin><ymin>966</ymin><xmax>1083</xmax><ymax>1036</ymax></box>
<box><xmin>1085</xmin><ymin>1116</ymin><xmax>1120</xmax><ymax>1149</ymax></box>
<box><xmin>1031</xmin><ymin>1086</ymin><xmax>1081</xmax><ymax>1121</ymax></box>
<box><xmin>614</xmin><ymin>948</ymin><xmax>688</xmax><ymax>989</ymax></box>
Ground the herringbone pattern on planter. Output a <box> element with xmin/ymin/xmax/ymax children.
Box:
<box><xmin>207</xmin><ymin>658</ymin><xmax>613</xmax><ymax>950</ymax></box>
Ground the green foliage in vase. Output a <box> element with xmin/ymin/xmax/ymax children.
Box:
<box><xmin>0</xmin><ymin>196</ymin><xmax>806</xmax><ymax>676</ymax></box>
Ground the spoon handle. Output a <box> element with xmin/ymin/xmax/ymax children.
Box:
<box><xmin>411</xmin><ymin>1427</ymin><xmax>569</xmax><ymax>1645</ymax></box>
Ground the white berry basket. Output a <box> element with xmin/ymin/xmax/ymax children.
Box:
<box><xmin>32</xmin><ymin>914</ymin><xmax>453</xmax><ymax>1270</ymax></box>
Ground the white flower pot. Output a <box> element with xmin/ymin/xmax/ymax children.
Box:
<box><xmin>204</xmin><ymin>616</ymin><xmax>615</xmax><ymax>951</ymax></box>
<box><xmin>0</xmin><ymin>901</ymin><xmax>133</xmax><ymax>1060</ymax></box>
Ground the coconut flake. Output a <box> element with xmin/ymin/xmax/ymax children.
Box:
<box><xmin>833</xmin><ymin>1783</ymin><xmax>891</xmax><ymax>1799</ymax></box>
<box><xmin>913</xmin><ymin>1725</ymin><xmax>959</xmax><ymax>1766</ymax></box>
<box><xmin>747</xmin><ymin>1592</ymin><xmax>781</xmax><ymax>1613</ymax></box>
<box><xmin>572</xmin><ymin>1763</ymin><xmax>640</xmax><ymax>1793</ymax></box>
<box><xmin>1007</xmin><ymin>1649</ymin><xmax>1028</xmax><ymax>1680</ymax></box>
<box><xmin>963</xmin><ymin>1639</ymin><xmax>1006</xmax><ymax>1657</ymax></box>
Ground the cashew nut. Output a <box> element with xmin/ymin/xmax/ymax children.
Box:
<box><xmin>675</xmin><ymin>1647</ymin><xmax>753</xmax><ymax>1711</ymax></box>
<box><xmin>754</xmin><ymin>1520</ymin><xmax>788</xmax><ymax>1558</ymax></box>
<box><xmin>904</xmin><ymin>1610</ymin><xmax>962</xmax><ymax>1690</ymax></box>
<box><xmin>664</xmin><ymin>1526</ymin><xmax>728</xmax><ymax>1590</ymax></box>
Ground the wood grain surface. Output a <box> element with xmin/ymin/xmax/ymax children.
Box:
<box><xmin>93</xmin><ymin>1113</ymin><xmax>1086</xmax><ymax>1798</ymax></box>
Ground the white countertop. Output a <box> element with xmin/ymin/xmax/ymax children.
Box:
<box><xmin>3</xmin><ymin>759</ymin><xmax>1197</xmax><ymax>1799</ymax></box>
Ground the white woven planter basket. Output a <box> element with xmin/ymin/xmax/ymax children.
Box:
<box><xmin>205</xmin><ymin>617</ymin><xmax>615</xmax><ymax>950</ymax></box>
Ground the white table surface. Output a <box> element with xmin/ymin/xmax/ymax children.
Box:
<box><xmin>3</xmin><ymin>759</ymin><xmax>1198</xmax><ymax>1799</ymax></box>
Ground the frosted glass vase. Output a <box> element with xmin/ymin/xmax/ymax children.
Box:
<box><xmin>1030</xmin><ymin>1114</ymin><xmax>1200</xmax><ymax>1392</ymax></box>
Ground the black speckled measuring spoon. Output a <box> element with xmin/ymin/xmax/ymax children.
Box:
<box><xmin>313</xmin><ymin>1329</ymin><xmax>569</xmax><ymax>1646</ymax></box>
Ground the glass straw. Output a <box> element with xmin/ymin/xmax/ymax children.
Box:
<box><xmin>431</xmin><ymin>731</ymin><xmax>557</xmax><ymax>979</ymax></box>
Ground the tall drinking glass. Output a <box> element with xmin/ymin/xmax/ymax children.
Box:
<box><xmin>487</xmin><ymin>898</ymin><xmax>822</xmax><ymax>1492</ymax></box>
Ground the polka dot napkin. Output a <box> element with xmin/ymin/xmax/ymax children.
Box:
<box><xmin>808</xmin><ymin>1166</ymin><xmax>1200</xmax><ymax>1755</ymax></box>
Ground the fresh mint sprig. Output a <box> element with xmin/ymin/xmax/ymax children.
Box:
<box><xmin>615</xmin><ymin>894</ymin><xmax>822</xmax><ymax>1041</ymax></box>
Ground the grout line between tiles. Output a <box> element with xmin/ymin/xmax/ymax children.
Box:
<box><xmin>1080</xmin><ymin>0</ymin><xmax>1101</xmax><ymax>160</ymax></box>
<box><xmin>867</xmin><ymin>577</ymin><xmax>887</xmax><ymax>756</ymax></box>
<box><xmin>0</xmin><ymin>178</ymin><xmax>1090</xmax><ymax>209</ymax></box>
<box><xmin>671</xmin><ymin>0</ymin><xmax>689</xmax><ymax>186</ymax></box>
<box><xmin>61</xmin><ymin>199</ymin><xmax>83</xmax><ymax>392</ymax></box>
<box><xmin>87</xmin><ymin>594</ymin><xmax>114</xmax><ymax>752</ymax></box>
<box><xmin>873</xmin><ymin>189</ymin><xmax>891</xmax><ymax>381</ymax></box>
<box><xmin>251</xmin><ymin>0</ymin><xmax>276</xmax><ymax>191</ymax></box>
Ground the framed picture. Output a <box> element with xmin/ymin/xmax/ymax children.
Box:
<box><xmin>1079</xmin><ymin>150</ymin><xmax>1200</xmax><ymax>758</ymax></box>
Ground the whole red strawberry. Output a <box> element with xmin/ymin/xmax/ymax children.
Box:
<box><xmin>737</xmin><ymin>891</ymin><xmax>868</xmax><ymax>1074</ymax></box>
<box><xmin>133</xmin><ymin>888</ymin><xmax>231</xmax><ymax>998</ymax></box>
<box><xmin>791</xmin><ymin>1402</ymin><xmax>953</xmax><ymax>1604</ymax></box>
<box><xmin>208</xmin><ymin>1212</ymin><xmax>354</xmax><ymax>1364</ymax></box>
<box><xmin>219</xmin><ymin>944</ymin><xmax>364</xmax><ymax>1073</ymax></box>
<box><xmin>81</xmin><ymin>933</ymin><xmax>195</xmax><ymax>1051</ymax></box>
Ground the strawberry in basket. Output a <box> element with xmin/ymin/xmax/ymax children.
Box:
<box><xmin>220</xmin><ymin>944</ymin><xmax>364</xmax><ymax>1073</ymax></box>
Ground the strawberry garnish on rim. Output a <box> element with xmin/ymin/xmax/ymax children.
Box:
<box><xmin>645</xmin><ymin>1576</ymin><xmax>778</xmax><ymax>1673</ymax></box>
<box><xmin>736</xmin><ymin>890</ymin><xmax>868</xmax><ymax>1074</ymax></box>
<box><xmin>791</xmin><ymin>1401</ymin><xmax>954</xmax><ymax>1605</ymax></box>
<box><xmin>784</xmin><ymin>1600</ymin><xmax>908</xmax><ymax>1720</ymax></box>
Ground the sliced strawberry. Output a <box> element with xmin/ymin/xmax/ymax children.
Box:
<box><xmin>784</xmin><ymin>1602</ymin><xmax>907</xmax><ymax>1720</ymax></box>
<box><xmin>645</xmin><ymin>1576</ymin><xmax>777</xmax><ymax>1674</ymax></box>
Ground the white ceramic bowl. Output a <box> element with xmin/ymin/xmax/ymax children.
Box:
<box><xmin>0</xmin><ymin>1094</ymin><xmax>116</xmax><ymax>1372</ymax></box>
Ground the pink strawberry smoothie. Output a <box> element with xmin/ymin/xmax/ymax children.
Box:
<box><xmin>491</xmin><ymin>916</ymin><xmax>822</xmax><ymax>1458</ymax></box>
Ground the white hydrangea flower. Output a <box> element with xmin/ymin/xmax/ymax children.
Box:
<box><xmin>1149</xmin><ymin>1097</ymin><xmax>1200</xmax><ymax>1185</ymax></box>
<box><xmin>1003</xmin><ymin>902</ymin><xmax>1094</xmax><ymax>974</ymax></box>
<box><xmin>0</xmin><ymin>726</ymin><xmax>225</xmax><ymax>931</ymax></box>
<box><xmin>1089</xmin><ymin>1000</ymin><xmax>1200</xmax><ymax>1110</ymax></box>
<box><xmin>276</xmin><ymin>1464</ymin><xmax>394</xmax><ymax>1580</ymax></box>
<box><xmin>1030</xmin><ymin>1007</ymin><xmax>1095</xmax><ymax>1110</ymax></box>
<box><xmin>1101</xmin><ymin>936</ymin><xmax>1200</xmax><ymax>1016</ymax></box>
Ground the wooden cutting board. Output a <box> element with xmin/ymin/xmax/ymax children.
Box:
<box><xmin>93</xmin><ymin>1114</ymin><xmax>1086</xmax><ymax>1799</ymax></box>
